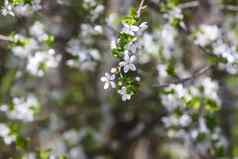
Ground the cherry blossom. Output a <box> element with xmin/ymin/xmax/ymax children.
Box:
<box><xmin>100</xmin><ymin>73</ymin><xmax>116</xmax><ymax>89</ymax></box>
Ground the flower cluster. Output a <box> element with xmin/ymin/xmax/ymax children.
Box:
<box><xmin>101</xmin><ymin>10</ymin><xmax>147</xmax><ymax>101</ymax></box>
<box><xmin>10</xmin><ymin>21</ymin><xmax>60</xmax><ymax>77</ymax></box>
<box><xmin>1</xmin><ymin>0</ymin><xmax>41</xmax><ymax>17</ymax></box>
<box><xmin>1</xmin><ymin>0</ymin><xmax>14</xmax><ymax>16</ymax></box>
<box><xmin>164</xmin><ymin>7</ymin><xmax>184</xmax><ymax>28</ymax></box>
<box><xmin>0</xmin><ymin>95</ymin><xmax>40</xmax><ymax>122</ymax></box>
<box><xmin>0</xmin><ymin>123</ymin><xmax>16</xmax><ymax>145</ymax></box>
<box><xmin>194</xmin><ymin>24</ymin><xmax>238</xmax><ymax>67</ymax></box>
<box><xmin>160</xmin><ymin>77</ymin><xmax>226</xmax><ymax>154</ymax></box>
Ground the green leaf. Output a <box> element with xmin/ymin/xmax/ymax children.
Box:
<box><xmin>37</xmin><ymin>149</ymin><xmax>51</xmax><ymax>159</ymax></box>
<box><xmin>166</xmin><ymin>62</ymin><xmax>176</xmax><ymax>77</ymax></box>
<box><xmin>187</xmin><ymin>96</ymin><xmax>201</xmax><ymax>110</ymax></box>
<box><xmin>205</xmin><ymin>98</ymin><xmax>220</xmax><ymax>112</ymax></box>
<box><xmin>16</xmin><ymin>135</ymin><xmax>28</xmax><ymax>150</ymax></box>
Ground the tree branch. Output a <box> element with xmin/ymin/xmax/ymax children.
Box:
<box><xmin>137</xmin><ymin>0</ymin><xmax>146</xmax><ymax>17</ymax></box>
<box><xmin>154</xmin><ymin>65</ymin><xmax>212</xmax><ymax>88</ymax></box>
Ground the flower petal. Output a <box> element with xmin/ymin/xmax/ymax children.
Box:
<box><xmin>130</xmin><ymin>55</ymin><xmax>136</xmax><ymax>63</ymax></box>
<box><xmin>104</xmin><ymin>82</ymin><xmax>109</xmax><ymax>89</ymax></box>
<box><xmin>124</xmin><ymin>65</ymin><xmax>130</xmax><ymax>73</ymax></box>
<box><xmin>101</xmin><ymin>77</ymin><xmax>107</xmax><ymax>82</ymax></box>
<box><xmin>129</xmin><ymin>64</ymin><xmax>136</xmax><ymax>71</ymax></box>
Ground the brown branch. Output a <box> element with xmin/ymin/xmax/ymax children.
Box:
<box><xmin>154</xmin><ymin>65</ymin><xmax>212</xmax><ymax>88</ymax></box>
<box><xmin>137</xmin><ymin>0</ymin><xmax>146</xmax><ymax>17</ymax></box>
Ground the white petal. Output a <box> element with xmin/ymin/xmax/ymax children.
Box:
<box><xmin>124</xmin><ymin>53</ymin><xmax>130</xmax><ymax>61</ymax></box>
<box><xmin>101</xmin><ymin>77</ymin><xmax>107</xmax><ymax>82</ymax></box>
<box><xmin>105</xmin><ymin>73</ymin><xmax>110</xmax><ymax>79</ymax></box>
<box><xmin>129</xmin><ymin>64</ymin><xmax>136</xmax><ymax>71</ymax></box>
<box><xmin>122</xmin><ymin>95</ymin><xmax>127</xmax><ymax>101</ymax></box>
<box><xmin>104</xmin><ymin>83</ymin><xmax>109</xmax><ymax>89</ymax></box>
<box><xmin>130</xmin><ymin>55</ymin><xmax>136</xmax><ymax>62</ymax></box>
<box><xmin>111</xmin><ymin>82</ymin><xmax>116</xmax><ymax>88</ymax></box>
<box><xmin>110</xmin><ymin>74</ymin><xmax>116</xmax><ymax>80</ymax></box>
<box><xmin>131</xmin><ymin>25</ymin><xmax>139</xmax><ymax>32</ymax></box>
<box><xmin>124</xmin><ymin>65</ymin><xmax>130</xmax><ymax>73</ymax></box>
<box><xmin>126</xmin><ymin>94</ymin><xmax>131</xmax><ymax>100</ymax></box>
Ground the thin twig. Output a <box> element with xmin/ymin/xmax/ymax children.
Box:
<box><xmin>154</xmin><ymin>65</ymin><xmax>212</xmax><ymax>88</ymax></box>
<box><xmin>137</xmin><ymin>0</ymin><xmax>146</xmax><ymax>17</ymax></box>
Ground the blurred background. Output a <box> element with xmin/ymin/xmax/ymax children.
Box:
<box><xmin>0</xmin><ymin>0</ymin><xmax>238</xmax><ymax>158</ymax></box>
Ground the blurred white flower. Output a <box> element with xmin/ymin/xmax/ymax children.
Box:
<box><xmin>0</xmin><ymin>123</ymin><xmax>16</xmax><ymax>144</ymax></box>
<box><xmin>119</xmin><ymin>52</ymin><xmax>136</xmax><ymax>73</ymax></box>
<box><xmin>27</xmin><ymin>49</ymin><xmax>60</xmax><ymax>76</ymax></box>
<box><xmin>101</xmin><ymin>73</ymin><xmax>116</xmax><ymax>89</ymax></box>
<box><xmin>194</xmin><ymin>24</ymin><xmax>220</xmax><ymax>47</ymax></box>
<box><xmin>179</xmin><ymin>114</ymin><xmax>192</xmax><ymax>127</ymax></box>
<box><xmin>122</xmin><ymin>23</ymin><xmax>139</xmax><ymax>36</ymax></box>
<box><xmin>30</xmin><ymin>21</ymin><xmax>47</xmax><ymax>41</ymax></box>
<box><xmin>1</xmin><ymin>95</ymin><xmax>40</xmax><ymax>122</ymax></box>
<box><xmin>118</xmin><ymin>87</ymin><xmax>132</xmax><ymax>101</ymax></box>
<box><xmin>1</xmin><ymin>0</ymin><xmax>15</xmax><ymax>16</ymax></box>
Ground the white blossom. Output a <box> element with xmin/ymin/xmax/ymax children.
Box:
<box><xmin>169</xmin><ymin>84</ymin><xmax>188</xmax><ymax>98</ymax></box>
<box><xmin>100</xmin><ymin>73</ymin><xmax>116</xmax><ymax>89</ymax></box>
<box><xmin>194</xmin><ymin>24</ymin><xmax>220</xmax><ymax>47</ymax></box>
<box><xmin>213</xmin><ymin>41</ymin><xmax>238</xmax><ymax>64</ymax></box>
<box><xmin>0</xmin><ymin>123</ymin><xmax>16</xmax><ymax>145</ymax></box>
<box><xmin>1</xmin><ymin>0</ymin><xmax>15</xmax><ymax>16</ymax></box>
<box><xmin>179</xmin><ymin>114</ymin><xmax>192</xmax><ymax>127</ymax></box>
<box><xmin>122</xmin><ymin>23</ymin><xmax>139</xmax><ymax>36</ymax></box>
<box><xmin>199</xmin><ymin>77</ymin><xmax>220</xmax><ymax>104</ymax></box>
<box><xmin>137</xmin><ymin>22</ymin><xmax>148</xmax><ymax>36</ymax></box>
<box><xmin>119</xmin><ymin>52</ymin><xmax>136</xmax><ymax>73</ymax></box>
<box><xmin>118</xmin><ymin>86</ymin><xmax>132</xmax><ymax>101</ymax></box>
<box><xmin>27</xmin><ymin>49</ymin><xmax>60</xmax><ymax>77</ymax></box>
<box><xmin>30</xmin><ymin>21</ymin><xmax>48</xmax><ymax>41</ymax></box>
<box><xmin>164</xmin><ymin>8</ymin><xmax>184</xmax><ymax>27</ymax></box>
<box><xmin>1</xmin><ymin>95</ymin><xmax>40</xmax><ymax>122</ymax></box>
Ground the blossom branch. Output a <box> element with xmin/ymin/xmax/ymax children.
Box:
<box><xmin>154</xmin><ymin>65</ymin><xmax>212</xmax><ymax>88</ymax></box>
<box><xmin>137</xmin><ymin>0</ymin><xmax>146</xmax><ymax>17</ymax></box>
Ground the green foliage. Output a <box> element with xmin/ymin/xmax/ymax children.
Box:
<box><xmin>121</xmin><ymin>8</ymin><xmax>138</xmax><ymax>25</ymax></box>
<box><xmin>10</xmin><ymin>0</ymin><xmax>32</xmax><ymax>5</ymax></box>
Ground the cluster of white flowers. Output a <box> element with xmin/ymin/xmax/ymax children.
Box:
<box><xmin>82</xmin><ymin>0</ymin><xmax>104</xmax><ymax>21</ymax></box>
<box><xmin>194</xmin><ymin>24</ymin><xmax>238</xmax><ymax>68</ymax></box>
<box><xmin>122</xmin><ymin>22</ymin><xmax>148</xmax><ymax>37</ymax></box>
<box><xmin>164</xmin><ymin>7</ymin><xmax>185</xmax><ymax>28</ymax></box>
<box><xmin>27</xmin><ymin>49</ymin><xmax>61</xmax><ymax>77</ymax></box>
<box><xmin>160</xmin><ymin>77</ymin><xmax>223</xmax><ymax>149</ymax></box>
<box><xmin>0</xmin><ymin>95</ymin><xmax>40</xmax><ymax>122</ymax></box>
<box><xmin>66</xmin><ymin>35</ymin><xmax>101</xmax><ymax>71</ymax></box>
<box><xmin>194</xmin><ymin>25</ymin><xmax>220</xmax><ymax>47</ymax></box>
<box><xmin>1</xmin><ymin>0</ymin><xmax>14</xmax><ymax>16</ymax></box>
<box><xmin>161</xmin><ymin>77</ymin><xmax>220</xmax><ymax>111</ymax></box>
<box><xmin>101</xmin><ymin>21</ymin><xmax>148</xmax><ymax>101</ymax></box>
<box><xmin>0</xmin><ymin>123</ymin><xmax>16</xmax><ymax>145</ymax></box>
<box><xmin>30</xmin><ymin>21</ymin><xmax>49</xmax><ymax>41</ymax></box>
<box><xmin>10</xmin><ymin>22</ymin><xmax>60</xmax><ymax>77</ymax></box>
<box><xmin>1</xmin><ymin>0</ymin><xmax>41</xmax><ymax>17</ymax></box>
